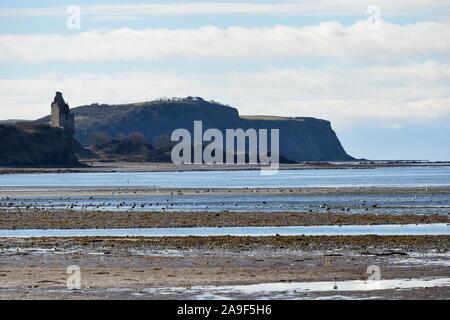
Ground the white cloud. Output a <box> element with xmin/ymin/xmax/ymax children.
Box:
<box><xmin>0</xmin><ymin>1</ymin><xmax>449</xmax><ymax>18</ymax></box>
<box><xmin>1</xmin><ymin>62</ymin><xmax>449</xmax><ymax>127</ymax></box>
<box><xmin>1</xmin><ymin>21</ymin><xmax>449</xmax><ymax>63</ymax></box>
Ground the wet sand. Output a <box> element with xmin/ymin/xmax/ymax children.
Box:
<box><xmin>1</xmin><ymin>161</ymin><xmax>450</xmax><ymax>175</ymax></box>
<box><xmin>1</xmin><ymin>186</ymin><xmax>449</xmax><ymax>198</ymax></box>
<box><xmin>1</xmin><ymin>210</ymin><xmax>449</xmax><ymax>229</ymax></box>
<box><xmin>0</xmin><ymin>184</ymin><xmax>449</xmax><ymax>299</ymax></box>
<box><xmin>0</xmin><ymin>236</ymin><xmax>449</xmax><ymax>299</ymax></box>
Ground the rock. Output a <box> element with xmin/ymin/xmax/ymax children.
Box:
<box><xmin>37</xmin><ymin>98</ymin><xmax>353</xmax><ymax>162</ymax></box>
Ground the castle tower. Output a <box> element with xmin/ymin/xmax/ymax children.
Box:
<box><xmin>51</xmin><ymin>92</ymin><xmax>75</xmax><ymax>131</ymax></box>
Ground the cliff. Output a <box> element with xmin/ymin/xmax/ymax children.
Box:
<box><xmin>38</xmin><ymin>97</ymin><xmax>353</xmax><ymax>162</ymax></box>
<box><xmin>0</xmin><ymin>123</ymin><xmax>81</xmax><ymax>166</ymax></box>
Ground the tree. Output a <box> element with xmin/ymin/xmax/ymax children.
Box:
<box><xmin>90</xmin><ymin>132</ymin><xmax>111</xmax><ymax>146</ymax></box>
<box><xmin>137</xmin><ymin>145</ymin><xmax>151</xmax><ymax>157</ymax></box>
<box><xmin>115</xmin><ymin>132</ymin><xmax>126</xmax><ymax>141</ymax></box>
<box><xmin>127</xmin><ymin>132</ymin><xmax>148</xmax><ymax>145</ymax></box>
<box><xmin>153</xmin><ymin>135</ymin><xmax>173</xmax><ymax>149</ymax></box>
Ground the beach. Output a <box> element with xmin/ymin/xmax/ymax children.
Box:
<box><xmin>1</xmin><ymin>161</ymin><xmax>450</xmax><ymax>175</ymax></box>
<box><xmin>0</xmin><ymin>167</ymin><xmax>449</xmax><ymax>299</ymax></box>
<box><xmin>1</xmin><ymin>235</ymin><xmax>449</xmax><ymax>299</ymax></box>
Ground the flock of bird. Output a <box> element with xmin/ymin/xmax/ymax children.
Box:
<box><xmin>0</xmin><ymin>194</ymin><xmax>386</xmax><ymax>213</ymax></box>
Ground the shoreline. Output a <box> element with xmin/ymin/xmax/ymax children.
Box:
<box><xmin>1</xmin><ymin>186</ymin><xmax>449</xmax><ymax>197</ymax></box>
<box><xmin>1</xmin><ymin>235</ymin><xmax>449</xmax><ymax>299</ymax></box>
<box><xmin>0</xmin><ymin>178</ymin><xmax>448</xmax><ymax>299</ymax></box>
<box><xmin>1</xmin><ymin>161</ymin><xmax>450</xmax><ymax>175</ymax></box>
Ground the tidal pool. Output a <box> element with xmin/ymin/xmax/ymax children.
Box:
<box><xmin>141</xmin><ymin>277</ymin><xmax>450</xmax><ymax>299</ymax></box>
<box><xmin>0</xmin><ymin>223</ymin><xmax>448</xmax><ymax>238</ymax></box>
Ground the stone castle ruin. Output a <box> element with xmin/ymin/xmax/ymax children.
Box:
<box><xmin>51</xmin><ymin>92</ymin><xmax>75</xmax><ymax>131</ymax></box>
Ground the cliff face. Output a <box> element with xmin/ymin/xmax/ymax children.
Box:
<box><xmin>39</xmin><ymin>97</ymin><xmax>353</xmax><ymax>162</ymax></box>
<box><xmin>0</xmin><ymin>123</ymin><xmax>81</xmax><ymax>166</ymax></box>
<box><xmin>239</xmin><ymin>116</ymin><xmax>352</xmax><ymax>162</ymax></box>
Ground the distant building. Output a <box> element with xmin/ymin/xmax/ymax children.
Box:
<box><xmin>51</xmin><ymin>92</ymin><xmax>74</xmax><ymax>131</ymax></box>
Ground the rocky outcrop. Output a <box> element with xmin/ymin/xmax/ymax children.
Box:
<box><xmin>0</xmin><ymin>123</ymin><xmax>81</xmax><ymax>166</ymax></box>
<box><xmin>38</xmin><ymin>97</ymin><xmax>354</xmax><ymax>162</ymax></box>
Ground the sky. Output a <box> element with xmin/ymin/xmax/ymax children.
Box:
<box><xmin>0</xmin><ymin>0</ymin><xmax>449</xmax><ymax>160</ymax></box>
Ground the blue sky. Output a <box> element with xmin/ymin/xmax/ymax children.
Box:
<box><xmin>1</xmin><ymin>0</ymin><xmax>450</xmax><ymax>160</ymax></box>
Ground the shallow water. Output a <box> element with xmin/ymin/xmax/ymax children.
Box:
<box><xmin>40</xmin><ymin>277</ymin><xmax>450</xmax><ymax>299</ymax></box>
<box><xmin>391</xmin><ymin>252</ymin><xmax>450</xmax><ymax>267</ymax></box>
<box><xmin>1</xmin><ymin>166</ymin><xmax>450</xmax><ymax>188</ymax></box>
<box><xmin>2</xmin><ymin>193</ymin><xmax>449</xmax><ymax>214</ymax></box>
<box><xmin>141</xmin><ymin>277</ymin><xmax>450</xmax><ymax>299</ymax></box>
<box><xmin>0</xmin><ymin>223</ymin><xmax>448</xmax><ymax>238</ymax></box>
